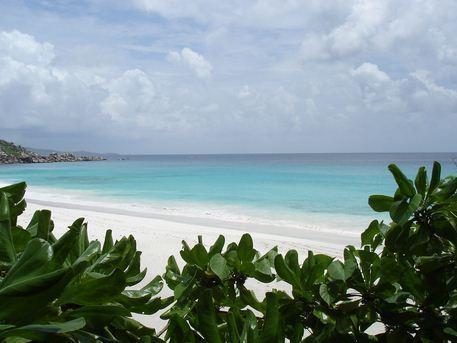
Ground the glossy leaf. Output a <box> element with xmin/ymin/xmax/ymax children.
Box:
<box><xmin>209</xmin><ymin>253</ymin><xmax>230</xmax><ymax>280</ymax></box>
<box><xmin>196</xmin><ymin>290</ymin><xmax>222</xmax><ymax>343</ymax></box>
<box><xmin>388</xmin><ymin>164</ymin><xmax>416</xmax><ymax>197</ymax></box>
<box><xmin>368</xmin><ymin>195</ymin><xmax>394</xmax><ymax>212</ymax></box>
<box><xmin>0</xmin><ymin>193</ymin><xmax>16</xmax><ymax>262</ymax></box>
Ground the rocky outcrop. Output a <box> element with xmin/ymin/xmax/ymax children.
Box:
<box><xmin>0</xmin><ymin>140</ymin><xmax>105</xmax><ymax>165</ymax></box>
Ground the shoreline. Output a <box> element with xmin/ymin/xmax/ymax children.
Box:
<box><xmin>18</xmin><ymin>198</ymin><xmax>354</xmax><ymax>329</ymax></box>
<box><xmin>0</xmin><ymin>181</ymin><xmax>374</xmax><ymax>254</ymax></box>
<box><xmin>13</xmin><ymin>183</ymin><xmax>369</xmax><ymax>256</ymax></box>
<box><xmin>13</xmin><ymin>183</ymin><xmax>369</xmax><ymax>329</ymax></box>
<box><xmin>0</xmin><ymin>181</ymin><xmax>373</xmax><ymax>253</ymax></box>
<box><xmin>9</xmin><ymin>181</ymin><xmax>373</xmax><ymax>232</ymax></box>
<box><xmin>28</xmin><ymin>197</ymin><xmax>360</xmax><ymax>247</ymax></box>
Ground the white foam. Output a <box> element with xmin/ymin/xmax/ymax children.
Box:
<box><xmin>0</xmin><ymin>181</ymin><xmax>375</xmax><ymax>237</ymax></box>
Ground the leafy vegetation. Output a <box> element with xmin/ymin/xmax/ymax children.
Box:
<box><xmin>0</xmin><ymin>162</ymin><xmax>456</xmax><ymax>342</ymax></box>
<box><xmin>0</xmin><ymin>182</ymin><xmax>172</xmax><ymax>342</ymax></box>
<box><xmin>0</xmin><ymin>140</ymin><xmax>25</xmax><ymax>158</ymax></box>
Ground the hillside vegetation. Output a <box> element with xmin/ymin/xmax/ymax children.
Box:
<box><xmin>0</xmin><ymin>162</ymin><xmax>456</xmax><ymax>342</ymax></box>
<box><xmin>0</xmin><ymin>139</ymin><xmax>105</xmax><ymax>164</ymax></box>
<box><xmin>0</xmin><ymin>139</ymin><xmax>26</xmax><ymax>157</ymax></box>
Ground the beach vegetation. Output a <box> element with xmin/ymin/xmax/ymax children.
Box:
<box><xmin>0</xmin><ymin>162</ymin><xmax>456</xmax><ymax>342</ymax></box>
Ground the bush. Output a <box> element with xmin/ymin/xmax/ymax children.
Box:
<box><xmin>0</xmin><ymin>162</ymin><xmax>456</xmax><ymax>342</ymax></box>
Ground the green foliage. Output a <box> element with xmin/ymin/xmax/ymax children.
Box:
<box><xmin>0</xmin><ymin>140</ymin><xmax>25</xmax><ymax>158</ymax></box>
<box><xmin>0</xmin><ymin>182</ymin><xmax>171</xmax><ymax>342</ymax></box>
<box><xmin>1</xmin><ymin>162</ymin><xmax>456</xmax><ymax>342</ymax></box>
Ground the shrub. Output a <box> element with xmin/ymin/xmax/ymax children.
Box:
<box><xmin>0</xmin><ymin>162</ymin><xmax>456</xmax><ymax>342</ymax></box>
<box><xmin>0</xmin><ymin>182</ymin><xmax>172</xmax><ymax>342</ymax></box>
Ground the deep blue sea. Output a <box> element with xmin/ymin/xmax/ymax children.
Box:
<box><xmin>0</xmin><ymin>153</ymin><xmax>456</xmax><ymax>229</ymax></box>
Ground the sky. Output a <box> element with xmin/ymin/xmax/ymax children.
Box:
<box><xmin>0</xmin><ymin>0</ymin><xmax>456</xmax><ymax>154</ymax></box>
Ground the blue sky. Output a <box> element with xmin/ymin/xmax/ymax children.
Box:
<box><xmin>0</xmin><ymin>0</ymin><xmax>456</xmax><ymax>153</ymax></box>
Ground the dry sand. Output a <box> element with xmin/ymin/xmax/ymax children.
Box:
<box><xmin>17</xmin><ymin>192</ymin><xmax>366</xmax><ymax>330</ymax></box>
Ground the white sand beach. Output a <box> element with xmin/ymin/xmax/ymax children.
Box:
<box><xmin>15</xmin><ymin>186</ymin><xmax>367</xmax><ymax>330</ymax></box>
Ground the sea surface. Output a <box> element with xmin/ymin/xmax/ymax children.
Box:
<box><xmin>0</xmin><ymin>153</ymin><xmax>456</xmax><ymax>231</ymax></box>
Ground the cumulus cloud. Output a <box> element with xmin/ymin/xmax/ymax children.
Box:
<box><xmin>0</xmin><ymin>30</ymin><xmax>55</xmax><ymax>66</ymax></box>
<box><xmin>0</xmin><ymin>31</ymin><xmax>104</xmax><ymax>132</ymax></box>
<box><xmin>352</xmin><ymin>63</ymin><xmax>390</xmax><ymax>83</ymax></box>
<box><xmin>0</xmin><ymin>30</ymin><xmax>213</xmax><ymax>141</ymax></box>
<box><xmin>299</xmin><ymin>0</ymin><xmax>441</xmax><ymax>62</ymax></box>
<box><xmin>167</xmin><ymin>48</ymin><xmax>212</xmax><ymax>79</ymax></box>
<box><xmin>1</xmin><ymin>0</ymin><xmax>457</xmax><ymax>152</ymax></box>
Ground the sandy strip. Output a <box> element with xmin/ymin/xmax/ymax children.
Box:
<box><xmin>16</xmin><ymin>195</ymin><xmax>364</xmax><ymax>330</ymax></box>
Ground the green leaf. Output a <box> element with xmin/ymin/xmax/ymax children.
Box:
<box><xmin>141</xmin><ymin>275</ymin><xmax>164</xmax><ymax>295</ymax></box>
<box><xmin>67</xmin><ymin>304</ymin><xmax>130</xmax><ymax>318</ymax></box>
<box><xmin>319</xmin><ymin>284</ymin><xmax>332</xmax><ymax>305</ymax></box>
<box><xmin>0</xmin><ymin>318</ymin><xmax>85</xmax><ymax>341</ymax></box>
<box><xmin>73</xmin><ymin>241</ymin><xmax>101</xmax><ymax>270</ymax></box>
<box><xmin>240</xmin><ymin>310</ymin><xmax>259</xmax><ymax>342</ymax></box>
<box><xmin>260</xmin><ymin>293</ymin><xmax>281</xmax><ymax>343</ymax></box>
<box><xmin>327</xmin><ymin>260</ymin><xmax>346</xmax><ymax>281</ymax></box>
<box><xmin>0</xmin><ymin>193</ymin><xmax>16</xmax><ymax>262</ymax></box>
<box><xmin>274</xmin><ymin>254</ymin><xmax>300</xmax><ymax>289</ymax></box>
<box><xmin>91</xmin><ymin>236</ymin><xmax>132</xmax><ymax>273</ymax></box>
<box><xmin>284</xmin><ymin>250</ymin><xmax>300</xmax><ymax>274</ymax></box>
<box><xmin>0</xmin><ymin>239</ymin><xmax>61</xmax><ymax>295</ymax></box>
<box><xmin>79</xmin><ymin>223</ymin><xmax>89</xmax><ymax>255</ymax></box>
<box><xmin>52</xmin><ymin>219</ymin><xmax>83</xmax><ymax>266</ymax></box>
<box><xmin>0</xmin><ymin>267</ymin><xmax>67</xmax><ymax>296</ymax></box>
<box><xmin>226</xmin><ymin>311</ymin><xmax>240</xmax><ymax>343</ymax></box>
<box><xmin>239</xmin><ymin>286</ymin><xmax>265</xmax><ymax>312</ymax></box>
<box><xmin>58</xmin><ymin>269</ymin><xmax>126</xmax><ymax>305</ymax></box>
<box><xmin>429</xmin><ymin>161</ymin><xmax>441</xmax><ymax>194</ymax></box>
<box><xmin>390</xmin><ymin>193</ymin><xmax>422</xmax><ymax>225</ymax></box>
<box><xmin>368</xmin><ymin>195</ymin><xmax>394</xmax><ymax>212</ymax></box>
<box><xmin>253</xmin><ymin>258</ymin><xmax>275</xmax><ymax>283</ymax></box>
<box><xmin>125</xmin><ymin>252</ymin><xmax>147</xmax><ymax>286</ymax></box>
<box><xmin>65</xmin><ymin>305</ymin><xmax>130</xmax><ymax>328</ymax></box>
<box><xmin>136</xmin><ymin>296</ymin><xmax>174</xmax><ymax>315</ymax></box>
<box><xmin>10</xmin><ymin>226</ymin><xmax>31</xmax><ymax>253</ymax></box>
<box><xmin>25</xmin><ymin>210</ymin><xmax>40</xmax><ymax>237</ymax></box>
<box><xmin>36</xmin><ymin>210</ymin><xmax>51</xmax><ymax>241</ymax></box>
<box><xmin>196</xmin><ymin>290</ymin><xmax>222</xmax><ymax>343</ymax></box>
<box><xmin>190</xmin><ymin>243</ymin><xmax>209</xmax><ymax>268</ymax></box>
<box><xmin>163</xmin><ymin>255</ymin><xmax>180</xmax><ymax>289</ymax></box>
<box><xmin>301</xmin><ymin>252</ymin><xmax>333</xmax><ymax>288</ymax></box>
<box><xmin>415</xmin><ymin>166</ymin><xmax>427</xmax><ymax>197</ymax></box>
<box><xmin>9</xmin><ymin>199</ymin><xmax>27</xmax><ymax>225</ymax></box>
<box><xmin>209</xmin><ymin>253</ymin><xmax>230</xmax><ymax>280</ymax></box>
<box><xmin>102</xmin><ymin>229</ymin><xmax>113</xmax><ymax>254</ymax></box>
<box><xmin>180</xmin><ymin>240</ymin><xmax>193</xmax><ymax>263</ymax></box>
<box><xmin>388</xmin><ymin>164</ymin><xmax>416</xmax><ymax>197</ymax></box>
<box><xmin>432</xmin><ymin>177</ymin><xmax>457</xmax><ymax>202</ymax></box>
<box><xmin>0</xmin><ymin>182</ymin><xmax>26</xmax><ymax>204</ymax></box>
<box><xmin>361</xmin><ymin>220</ymin><xmax>379</xmax><ymax>247</ymax></box>
<box><xmin>209</xmin><ymin>235</ymin><xmax>225</xmax><ymax>256</ymax></box>
<box><xmin>238</xmin><ymin>234</ymin><xmax>255</xmax><ymax>263</ymax></box>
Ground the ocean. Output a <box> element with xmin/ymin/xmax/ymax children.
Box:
<box><xmin>0</xmin><ymin>153</ymin><xmax>456</xmax><ymax>232</ymax></box>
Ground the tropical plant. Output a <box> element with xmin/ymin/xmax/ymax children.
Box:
<box><xmin>0</xmin><ymin>162</ymin><xmax>456</xmax><ymax>342</ymax></box>
<box><xmin>0</xmin><ymin>182</ymin><xmax>172</xmax><ymax>342</ymax></box>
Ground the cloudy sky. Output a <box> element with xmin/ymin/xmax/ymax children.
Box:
<box><xmin>0</xmin><ymin>0</ymin><xmax>456</xmax><ymax>153</ymax></box>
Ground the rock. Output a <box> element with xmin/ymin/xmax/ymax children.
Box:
<box><xmin>0</xmin><ymin>139</ymin><xmax>106</xmax><ymax>165</ymax></box>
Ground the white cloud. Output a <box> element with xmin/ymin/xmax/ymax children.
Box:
<box><xmin>167</xmin><ymin>48</ymin><xmax>212</xmax><ymax>79</ymax></box>
<box><xmin>300</xmin><ymin>0</ymin><xmax>436</xmax><ymax>61</ymax></box>
<box><xmin>1</xmin><ymin>0</ymin><xmax>457</xmax><ymax>152</ymax></box>
<box><xmin>0</xmin><ymin>30</ymin><xmax>55</xmax><ymax>66</ymax></box>
<box><xmin>327</xmin><ymin>0</ymin><xmax>388</xmax><ymax>56</ymax></box>
<box><xmin>412</xmin><ymin>71</ymin><xmax>455</xmax><ymax>97</ymax></box>
<box><xmin>100</xmin><ymin>69</ymin><xmax>196</xmax><ymax>131</ymax></box>
<box><xmin>352</xmin><ymin>63</ymin><xmax>390</xmax><ymax>83</ymax></box>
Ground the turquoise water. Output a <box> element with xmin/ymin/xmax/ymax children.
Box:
<box><xmin>0</xmin><ymin>153</ymin><xmax>455</xmax><ymax>222</ymax></box>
